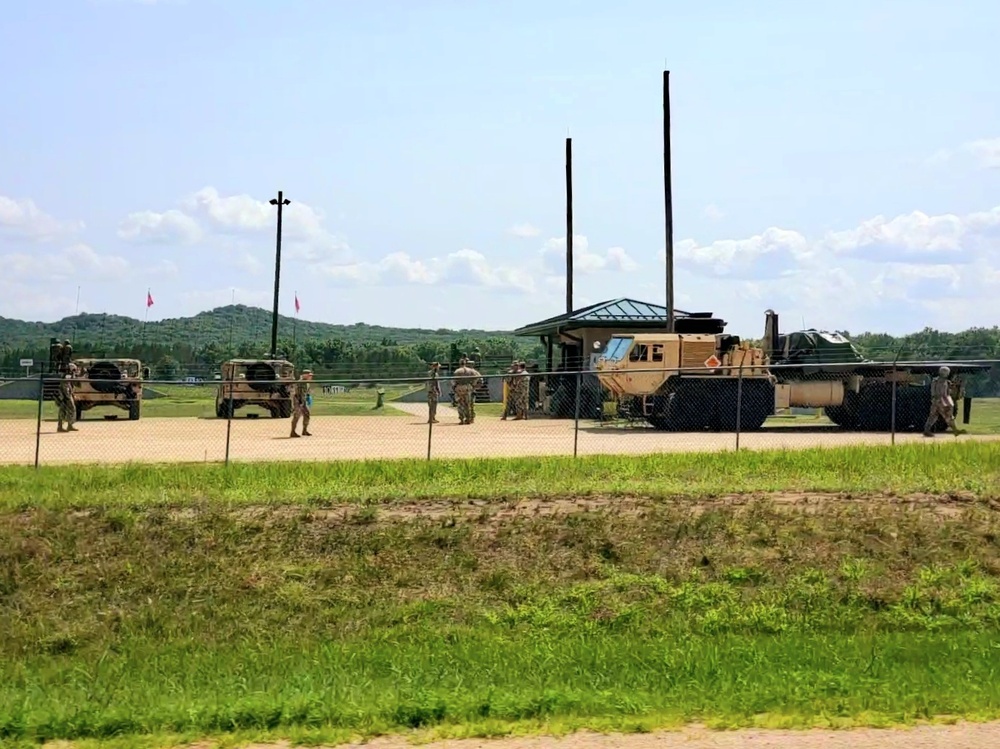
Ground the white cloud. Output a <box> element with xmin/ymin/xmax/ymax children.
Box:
<box><xmin>118</xmin><ymin>186</ymin><xmax>352</xmax><ymax>263</ymax></box>
<box><xmin>0</xmin><ymin>195</ymin><xmax>84</xmax><ymax>242</ymax></box>
<box><xmin>702</xmin><ymin>204</ymin><xmax>725</xmax><ymax>221</ymax></box>
<box><xmin>322</xmin><ymin>249</ymin><xmax>536</xmax><ymax>293</ymax></box>
<box><xmin>668</xmin><ymin>204</ymin><xmax>1000</xmax><ymax>280</ymax></box>
<box><xmin>508</xmin><ymin>222</ymin><xmax>541</xmax><ymax>238</ymax></box>
<box><xmin>966</xmin><ymin>138</ymin><xmax>1000</xmax><ymax>169</ymax></box>
<box><xmin>541</xmin><ymin>235</ymin><xmax>638</xmax><ymax>274</ymax></box>
<box><xmin>3</xmin><ymin>243</ymin><xmax>130</xmax><ymax>283</ymax></box>
<box><xmin>926</xmin><ymin>137</ymin><xmax>1000</xmax><ymax>170</ymax></box>
<box><xmin>660</xmin><ymin>203</ymin><xmax>1000</xmax><ymax>333</ymax></box>
<box><xmin>117</xmin><ymin>209</ymin><xmax>202</xmax><ymax>244</ymax></box>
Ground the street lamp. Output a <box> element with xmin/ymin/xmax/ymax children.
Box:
<box><xmin>268</xmin><ymin>191</ymin><xmax>290</xmax><ymax>359</ymax></box>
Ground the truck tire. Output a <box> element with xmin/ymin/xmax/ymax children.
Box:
<box><xmin>75</xmin><ymin>402</ymin><xmax>83</xmax><ymax>421</ymax></box>
<box><xmin>275</xmin><ymin>400</ymin><xmax>293</xmax><ymax>419</ymax></box>
<box><xmin>128</xmin><ymin>399</ymin><xmax>141</xmax><ymax>421</ymax></box>
<box><xmin>216</xmin><ymin>400</ymin><xmax>234</xmax><ymax>419</ymax></box>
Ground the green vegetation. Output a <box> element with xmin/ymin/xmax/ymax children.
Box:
<box><xmin>2</xmin><ymin>303</ymin><xmax>998</xmax><ymax>387</ymax></box>
<box><xmin>0</xmin><ymin>304</ymin><xmax>537</xmax><ymax>379</ymax></box>
<box><xmin>4</xmin><ymin>471</ymin><xmax>1000</xmax><ymax>746</ymax></box>
<box><xmin>1</xmin><ymin>442</ymin><xmax>998</xmax><ymax>511</ymax></box>
<box><xmin>0</xmin><ymin>384</ymin><xmax>414</xmax><ymax>420</ymax></box>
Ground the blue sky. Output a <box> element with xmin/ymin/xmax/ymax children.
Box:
<box><xmin>1</xmin><ymin>0</ymin><xmax>998</xmax><ymax>338</ymax></box>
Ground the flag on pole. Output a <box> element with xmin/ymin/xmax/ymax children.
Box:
<box><xmin>294</xmin><ymin>293</ymin><xmax>300</xmax><ymax>314</ymax></box>
<box><xmin>146</xmin><ymin>290</ymin><xmax>154</xmax><ymax>308</ymax></box>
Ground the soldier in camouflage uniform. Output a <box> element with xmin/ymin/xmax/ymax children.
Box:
<box><xmin>56</xmin><ymin>363</ymin><xmax>78</xmax><ymax>433</ymax></box>
<box><xmin>501</xmin><ymin>361</ymin><xmax>517</xmax><ymax>420</ymax></box>
<box><xmin>290</xmin><ymin>369</ymin><xmax>313</xmax><ymax>438</ymax></box>
<box><xmin>426</xmin><ymin>362</ymin><xmax>441</xmax><ymax>424</ymax></box>
<box><xmin>452</xmin><ymin>357</ymin><xmax>482</xmax><ymax>425</ymax></box>
<box><xmin>513</xmin><ymin>361</ymin><xmax>530</xmax><ymax>420</ymax></box>
<box><xmin>923</xmin><ymin>366</ymin><xmax>965</xmax><ymax>437</ymax></box>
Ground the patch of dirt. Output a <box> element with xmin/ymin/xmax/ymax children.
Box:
<box><xmin>35</xmin><ymin>491</ymin><xmax>999</xmax><ymax>527</ymax></box>
<box><xmin>3</xmin><ymin>414</ymin><xmax>998</xmax><ymax>466</ymax></box>
<box><xmin>191</xmin><ymin>721</ymin><xmax>1000</xmax><ymax>749</ymax></box>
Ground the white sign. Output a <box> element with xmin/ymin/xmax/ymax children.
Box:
<box><xmin>19</xmin><ymin>359</ymin><xmax>33</xmax><ymax>368</ymax></box>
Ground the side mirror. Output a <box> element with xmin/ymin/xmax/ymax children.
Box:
<box><xmin>142</xmin><ymin>368</ymin><xmax>151</xmax><ymax>379</ymax></box>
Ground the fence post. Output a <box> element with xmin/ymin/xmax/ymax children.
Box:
<box><xmin>735</xmin><ymin>365</ymin><xmax>744</xmax><ymax>452</ymax></box>
<box><xmin>426</xmin><ymin>389</ymin><xmax>434</xmax><ymax>461</ymax></box>
<box><xmin>573</xmin><ymin>371</ymin><xmax>582</xmax><ymax>458</ymax></box>
<box><xmin>890</xmin><ymin>365</ymin><xmax>897</xmax><ymax>446</ymax></box>
<box><xmin>34</xmin><ymin>373</ymin><xmax>44</xmax><ymax>469</ymax></box>
<box><xmin>224</xmin><ymin>372</ymin><xmax>235</xmax><ymax>465</ymax></box>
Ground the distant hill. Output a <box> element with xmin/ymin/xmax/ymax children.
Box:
<box><xmin>0</xmin><ymin>305</ymin><xmax>540</xmax><ymax>378</ymax></box>
<box><xmin>0</xmin><ymin>304</ymin><xmax>515</xmax><ymax>349</ymax></box>
<box><xmin>1</xmin><ymin>305</ymin><xmax>998</xmax><ymax>387</ymax></box>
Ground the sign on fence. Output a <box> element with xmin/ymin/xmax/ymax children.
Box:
<box><xmin>19</xmin><ymin>359</ymin><xmax>33</xmax><ymax>368</ymax></box>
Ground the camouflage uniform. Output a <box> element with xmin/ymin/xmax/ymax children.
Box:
<box><xmin>452</xmin><ymin>358</ymin><xmax>482</xmax><ymax>425</ymax></box>
<box><xmin>56</xmin><ymin>365</ymin><xmax>78</xmax><ymax>432</ymax></box>
<box><xmin>513</xmin><ymin>362</ymin><xmax>530</xmax><ymax>419</ymax></box>
<box><xmin>501</xmin><ymin>363</ymin><xmax>517</xmax><ymax>420</ymax></box>
<box><xmin>426</xmin><ymin>362</ymin><xmax>441</xmax><ymax>423</ymax></box>
<box><xmin>290</xmin><ymin>370</ymin><xmax>313</xmax><ymax>437</ymax></box>
<box><xmin>923</xmin><ymin>367</ymin><xmax>964</xmax><ymax>437</ymax></box>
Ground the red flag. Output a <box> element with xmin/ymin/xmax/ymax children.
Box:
<box><xmin>146</xmin><ymin>290</ymin><xmax>154</xmax><ymax>308</ymax></box>
<box><xmin>294</xmin><ymin>293</ymin><xmax>300</xmax><ymax>314</ymax></box>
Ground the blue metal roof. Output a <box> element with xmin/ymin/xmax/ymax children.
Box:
<box><xmin>514</xmin><ymin>298</ymin><xmax>689</xmax><ymax>336</ymax></box>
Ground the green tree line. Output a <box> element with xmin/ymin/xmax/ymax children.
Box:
<box><xmin>1</xmin><ymin>306</ymin><xmax>998</xmax><ymax>392</ymax></box>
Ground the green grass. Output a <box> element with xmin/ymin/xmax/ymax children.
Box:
<box><xmin>4</xmin><ymin>493</ymin><xmax>1000</xmax><ymax>746</ymax></box>
<box><xmin>1</xmin><ymin>442</ymin><xmax>999</xmax><ymax>511</ymax></box>
<box><xmin>0</xmin><ymin>384</ymin><xmax>411</xmax><ymax>420</ymax></box>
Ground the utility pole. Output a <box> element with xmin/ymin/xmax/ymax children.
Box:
<box><xmin>565</xmin><ymin>136</ymin><xmax>573</xmax><ymax>315</ymax></box>
<box><xmin>268</xmin><ymin>191</ymin><xmax>290</xmax><ymax>359</ymax></box>
<box><xmin>663</xmin><ymin>70</ymin><xmax>675</xmax><ymax>332</ymax></box>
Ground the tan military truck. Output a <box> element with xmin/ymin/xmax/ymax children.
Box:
<box><xmin>71</xmin><ymin>358</ymin><xmax>149</xmax><ymax>421</ymax></box>
<box><xmin>595</xmin><ymin>326</ymin><xmax>775</xmax><ymax>432</ymax></box>
<box><xmin>215</xmin><ymin>358</ymin><xmax>295</xmax><ymax>419</ymax></box>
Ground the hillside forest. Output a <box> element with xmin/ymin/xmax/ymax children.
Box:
<box><xmin>1</xmin><ymin>304</ymin><xmax>998</xmax><ymax>393</ymax></box>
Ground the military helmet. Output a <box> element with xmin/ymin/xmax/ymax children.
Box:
<box><xmin>939</xmin><ymin>366</ymin><xmax>951</xmax><ymax>377</ymax></box>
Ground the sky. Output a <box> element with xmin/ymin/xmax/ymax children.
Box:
<box><xmin>1</xmin><ymin>0</ymin><xmax>998</xmax><ymax>339</ymax></box>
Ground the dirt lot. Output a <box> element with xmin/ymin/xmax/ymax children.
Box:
<box><xmin>2</xmin><ymin>405</ymin><xmax>997</xmax><ymax>465</ymax></box>
<box><xmin>217</xmin><ymin>721</ymin><xmax>1000</xmax><ymax>749</ymax></box>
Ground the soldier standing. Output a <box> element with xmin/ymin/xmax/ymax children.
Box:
<box><xmin>290</xmin><ymin>369</ymin><xmax>313</xmax><ymax>438</ymax></box>
<box><xmin>56</xmin><ymin>363</ymin><xmax>79</xmax><ymax>432</ymax></box>
<box><xmin>426</xmin><ymin>362</ymin><xmax>441</xmax><ymax>424</ymax></box>
<box><xmin>923</xmin><ymin>366</ymin><xmax>965</xmax><ymax>437</ymax></box>
<box><xmin>452</xmin><ymin>358</ymin><xmax>482</xmax><ymax>425</ymax></box>
<box><xmin>501</xmin><ymin>361</ymin><xmax>517</xmax><ymax>420</ymax></box>
<box><xmin>514</xmin><ymin>361</ymin><xmax>530</xmax><ymax>420</ymax></box>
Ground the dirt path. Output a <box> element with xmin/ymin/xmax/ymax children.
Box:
<box><xmin>2</xmin><ymin>413</ymin><xmax>996</xmax><ymax>466</ymax></box>
<box><xmin>226</xmin><ymin>721</ymin><xmax>1000</xmax><ymax>749</ymax></box>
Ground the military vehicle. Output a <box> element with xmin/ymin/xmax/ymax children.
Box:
<box><xmin>70</xmin><ymin>358</ymin><xmax>148</xmax><ymax>421</ymax></box>
<box><xmin>215</xmin><ymin>358</ymin><xmax>295</xmax><ymax>418</ymax></box>
<box><xmin>596</xmin><ymin>313</ymin><xmax>775</xmax><ymax>431</ymax></box>
<box><xmin>595</xmin><ymin>309</ymin><xmax>989</xmax><ymax>432</ymax></box>
<box><xmin>761</xmin><ymin>310</ymin><xmax>987</xmax><ymax>432</ymax></box>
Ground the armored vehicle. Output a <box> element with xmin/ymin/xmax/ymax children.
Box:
<box><xmin>215</xmin><ymin>358</ymin><xmax>295</xmax><ymax>418</ymax></box>
<box><xmin>71</xmin><ymin>358</ymin><xmax>148</xmax><ymax>421</ymax></box>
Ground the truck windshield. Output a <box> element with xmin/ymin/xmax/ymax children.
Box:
<box><xmin>602</xmin><ymin>337</ymin><xmax>633</xmax><ymax>363</ymax></box>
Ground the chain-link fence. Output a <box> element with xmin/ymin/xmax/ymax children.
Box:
<box><xmin>2</xmin><ymin>360</ymin><xmax>998</xmax><ymax>467</ymax></box>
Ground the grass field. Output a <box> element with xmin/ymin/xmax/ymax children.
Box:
<box><xmin>0</xmin><ymin>383</ymin><xmax>412</xmax><ymax>420</ymax></box>
<box><xmin>3</xmin><ymin>443</ymin><xmax>1000</xmax><ymax>748</ymax></box>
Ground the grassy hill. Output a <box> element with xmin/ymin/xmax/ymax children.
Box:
<box><xmin>0</xmin><ymin>304</ymin><xmax>515</xmax><ymax>349</ymax></box>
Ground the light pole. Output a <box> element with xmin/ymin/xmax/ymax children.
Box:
<box><xmin>268</xmin><ymin>191</ymin><xmax>290</xmax><ymax>359</ymax></box>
